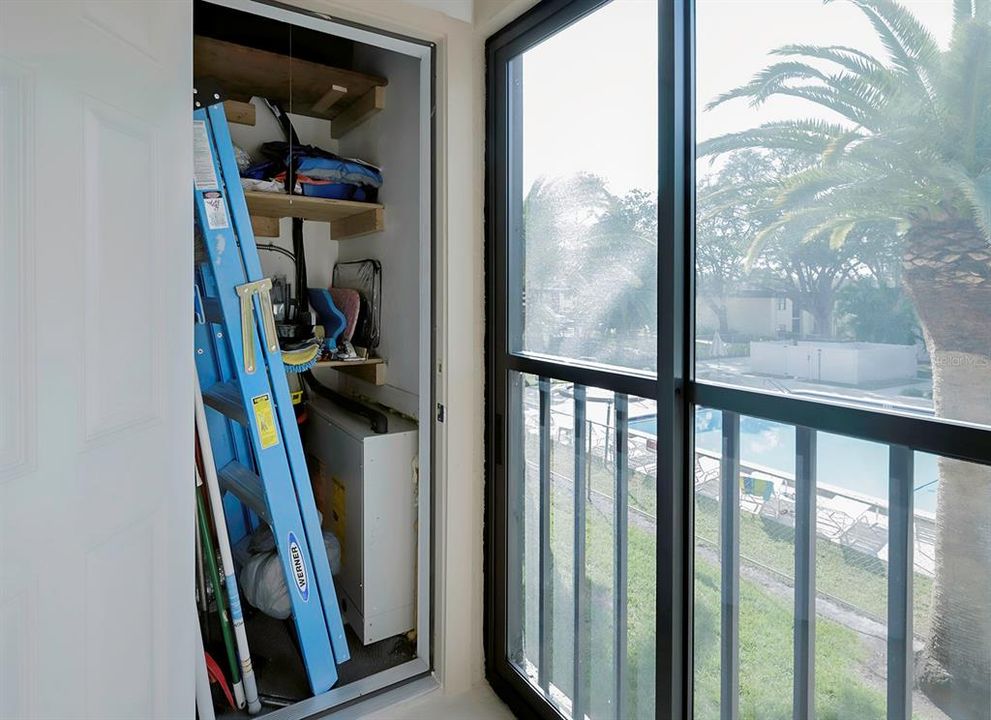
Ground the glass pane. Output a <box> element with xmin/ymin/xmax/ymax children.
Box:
<box><xmin>813</xmin><ymin>433</ymin><xmax>887</xmax><ymax>718</ymax></box>
<box><xmin>694</xmin><ymin>411</ymin><xmax>799</xmax><ymax>718</ymax></box>
<box><xmin>694</xmin><ymin>407</ymin><xmax>722</xmax><ymax>719</ymax></box>
<box><xmin>913</xmin><ymin>452</ymin><xmax>991</xmax><ymax>719</ymax></box>
<box><xmin>738</xmin><ymin>418</ymin><xmax>795</xmax><ymax>718</ymax></box>
<box><xmin>506</xmin><ymin>372</ymin><xmax>656</xmax><ymax>718</ymax></box>
<box><xmin>625</xmin><ymin>395</ymin><xmax>657</xmax><ymax>719</ymax></box>
<box><xmin>695</xmin><ymin>0</ymin><xmax>991</xmax><ymax>431</ymax></box>
<box><xmin>510</xmin><ymin>0</ymin><xmax>658</xmax><ymax>373</ymax></box>
<box><xmin>507</xmin><ymin>372</ymin><xmax>540</xmax><ymax>677</ymax></box>
<box><xmin>693</xmin><ymin>416</ymin><xmax>991</xmax><ymax>719</ymax></box>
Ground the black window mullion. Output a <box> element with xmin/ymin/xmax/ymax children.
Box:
<box><xmin>506</xmin><ymin>353</ymin><xmax>656</xmax><ymax>400</ymax></box>
<box><xmin>573</xmin><ymin>385</ymin><xmax>588</xmax><ymax>720</ymax></box>
<box><xmin>693</xmin><ymin>381</ymin><xmax>991</xmax><ymax>467</ymax></box>
<box><xmin>538</xmin><ymin>376</ymin><xmax>554</xmax><ymax>694</ymax></box>
<box><xmin>657</xmin><ymin>0</ymin><xmax>695</xmax><ymax>718</ymax></box>
<box><xmin>887</xmin><ymin>445</ymin><xmax>915</xmax><ymax>720</ymax></box>
<box><xmin>793</xmin><ymin>426</ymin><xmax>817</xmax><ymax>720</ymax></box>
<box><xmin>614</xmin><ymin>394</ymin><xmax>630</xmax><ymax>719</ymax></box>
<box><xmin>719</xmin><ymin>411</ymin><xmax>740</xmax><ymax>720</ymax></box>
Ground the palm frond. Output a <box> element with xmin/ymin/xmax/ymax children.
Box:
<box><xmin>822</xmin><ymin>130</ymin><xmax>868</xmax><ymax>164</ymax></box>
<box><xmin>771</xmin><ymin>85</ymin><xmax>876</xmax><ymax>127</ymax></box>
<box><xmin>772</xmin><ymin>44</ymin><xmax>886</xmax><ymax>77</ymax></box>
<box><xmin>828</xmin><ymin>220</ymin><xmax>858</xmax><ymax>248</ymax></box>
<box><xmin>747</xmin><ymin>218</ymin><xmax>792</xmax><ymax>265</ymax></box>
<box><xmin>705</xmin><ymin>61</ymin><xmax>829</xmax><ymax>109</ymax></box>
<box><xmin>829</xmin><ymin>0</ymin><xmax>940</xmax><ymax>110</ymax></box>
<box><xmin>976</xmin><ymin>0</ymin><xmax>991</xmax><ymax>22</ymax></box>
<box><xmin>955</xmin><ymin>0</ymin><xmax>974</xmax><ymax>26</ymax></box>
<box><xmin>947</xmin><ymin>167</ymin><xmax>991</xmax><ymax>240</ymax></box>
<box><xmin>938</xmin><ymin>20</ymin><xmax>991</xmax><ymax>169</ymax></box>
<box><xmin>697</xmin><ymin>120</ymin><xmax>847</xmax><ymax>158</ymax></box>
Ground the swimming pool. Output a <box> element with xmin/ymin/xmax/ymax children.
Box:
<box><xmin>629</xmin><ymin>411</ymin><xmax>939</xmax><ymax>513</ymax></box>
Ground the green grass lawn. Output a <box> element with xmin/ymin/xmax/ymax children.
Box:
<box><xmin>693</xmin><ymin>494</ymin><xmax>934</xmax><ymax>638</ymax></box>
<box><xmin>512</xmin><ymin>434</ymin><xmax>919</xmax><ymax>719</ymax></box>
<box><xmin>512</xmin><ymin>423</ymin><xmax>947</xmax><ymax>718</ymax></box>
<box><xmin>584</xmin><ymin>445</ymin><xmax>933</xmax><ymax>636</ymax></box>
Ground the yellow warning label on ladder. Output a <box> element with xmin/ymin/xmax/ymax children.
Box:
<box><xmin>252</xmin><ymin>394</ymin><xmax>280</xmax><ymax>449</ymax></box>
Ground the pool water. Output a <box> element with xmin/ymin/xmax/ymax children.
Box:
<box><xmin>628</xmin><ymin>412</ymin><xmax>939</xmax><ymax>513</ymax></box>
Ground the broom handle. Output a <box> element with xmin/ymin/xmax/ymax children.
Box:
<box><xmin>195</xmin><ymin>373</ymin><xmax>262</xmax><ymax>714</ymax></box>
<box><xmin>196</xmin><ymin>482</ymin><xmax>245</xmax><ymax>709</ymax></box>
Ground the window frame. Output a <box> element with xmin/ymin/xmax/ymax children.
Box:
<box><xmin>484</xmin><ymin>2</ymin><xmax>991</xmax><ymax>719</ymax></box>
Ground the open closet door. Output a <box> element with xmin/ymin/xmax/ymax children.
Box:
<box><xmin>0</xmin><ymin>3</ymin><xmax>193</xmax><ymax>718</ymax></box>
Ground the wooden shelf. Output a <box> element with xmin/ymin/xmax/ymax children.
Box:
<box><xmin>195</xmin><ymin>36</ymin><xmax>387</xmax><ymax>135</ymax></box>
<box><xmin>244</xmin><ymin>191</ymin><xmax>384</xmax><ymax>240</ymax></box>
<box><xmin>223</xmin><ymin>100</ymin><xmax>255</xmax><ymax>126</ymax></box>
<box><xmin>314</xmin><ymin>357</ymin><xmax>386</xmax><ymax>385</ymax></box>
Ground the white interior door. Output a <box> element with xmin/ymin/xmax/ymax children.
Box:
<box><xmin>0</xmin><ymin>2</ymin><xmax>193</xmax><ymax>718</ymax></box>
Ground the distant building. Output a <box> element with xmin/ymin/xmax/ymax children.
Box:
<box><xmin>696</xmin><ymin>291</ymin><xmax>815</xmax><ymax>338</ymax></box>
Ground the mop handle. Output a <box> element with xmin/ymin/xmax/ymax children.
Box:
<box><xmin>195</xmin><ymin>373</ymin><xmax>262</xmax><ymax>714</ymax></box>
<box><xmin>196</xmin><ymin>480</ymin><xmax>245</xmax><ymax>710</ymax></box>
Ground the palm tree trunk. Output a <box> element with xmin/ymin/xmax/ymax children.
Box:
<box><xmin>901</xmin><ymin>220</ymin><xmax>991</xmax><ymax>718</ymax></box>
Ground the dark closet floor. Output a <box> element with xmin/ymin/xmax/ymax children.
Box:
<box><xmin>208</xmin><ymin>608</ymin><xmax>416</xmax><ymax>717</ymax></box>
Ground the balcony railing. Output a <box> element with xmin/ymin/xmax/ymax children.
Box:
<box><xmin>511</xmin><ymin>375</ymin><xmax>950</xmax><ymax>719</ymax></box>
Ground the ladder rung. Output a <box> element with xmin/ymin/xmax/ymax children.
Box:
<box><xmin>218</xmin><ymin>461</ymin><xmax>270</xmax><ymax>525</ymax></box>
<box><xmin>202</xmin><ymin>381</ymin><xmax>248</xmax><ymax>425</ymax></box>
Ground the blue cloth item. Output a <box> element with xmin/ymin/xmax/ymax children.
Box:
<box><xmin>242</xmin><ymin>160</ymin><xmax>280</xmax><ymax>180</ymax></box>
<box><xmin>258</xmin><ymin>141</ymin><xmax>383</xmax><ymax>189</ymax></box>
<box><xmin>295</xmin><ymin>155</ymin><xmax>383</xmax><ymax>188</ymax></box>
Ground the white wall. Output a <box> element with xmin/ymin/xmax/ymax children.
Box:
<box><xmin>751</xmin><ymin>340</ymin><xmax>918</xmax><ymax>385</ymax></box>
<box><xmin>228</xmin><ymin>101</ymin><xmax>340</xmax><ymax>292</ymax></box>
<box><xmin>404</xmin><ymin>0</ymin><xmax>474</xmax><ymax>24</ymax></box>
<box><xmin>330</xmin><ymin>44</ymin><xmax>424</xmax><ymax>417</ymax></box>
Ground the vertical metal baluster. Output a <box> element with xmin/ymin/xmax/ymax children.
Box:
<box><xmin>615</xmin><ymin>394</ymin><xmax>630</xmax><ymax>719</ymax></box>
<box><xmin>794</xmin><ymin>426</ymin><xmax>817</xmax><ymax>720</ymax></box>
<box><xmin>573</xmin><ymin>385</ymin><xmax>588</xmax><ymax>720</ymax></box>
<box><xmin>506</xmin><ymin>373</ymin><xmax>524</xmax><ymax>662</ymax></box>
<box><xmin>721</xmin><ymin>411</ymin><xmax>740</xmax><ymax>720</ymax></box>
<box><xmin>538</xmin><ymin>376</ymin><xmax>553</xmax><ymax>694</ymax></box>
<box><xmin>888</xmin><ymin>445</ymin><xmax>914</xmax><ymax>720</ymax></box>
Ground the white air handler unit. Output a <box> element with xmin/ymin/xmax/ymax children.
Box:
<box><xmin>306</xmin><ymin>395</ymin><xmax>418</xmax><ymax>645</ymax></box>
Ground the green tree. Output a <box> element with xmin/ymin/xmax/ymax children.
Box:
<box><xmin>696</xmin><ymin>154</ymin><xmax>760</xmax><ymax>334</ymax></box>
<box><xmin>698</xmin><ymin>1</ymin><xmax>991</xmax><ymax>714</ymax></box>
<box><xmin>836</xmin><ymin>279</ymin><xmax>920</xmax><ymax>344</ymax></box>
<box><xmin>523</xmin><ymin>174</ymin><xmax>657</xmax><ymax>370</ymax></box>
<box><xmin>700</xmin><ymin>150</ymin><xmax>883</xmax><ymax>339</ymax></box>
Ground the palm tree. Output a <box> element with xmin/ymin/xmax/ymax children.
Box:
<box><xmin>698</xmin><ymin>1</ymin><xmax>991</xmax><ymax>715</ymax></box>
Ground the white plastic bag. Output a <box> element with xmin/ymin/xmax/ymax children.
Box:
<box><xmin>239</xmin><ymin>527</ymin><xmax>341</xmax><ymax>620</ymax></box>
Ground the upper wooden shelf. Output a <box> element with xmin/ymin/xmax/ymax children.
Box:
<box><xmin>244</xmin><ymin>191</ymin><xmax>384</xmax><ymax>240</ymax></box>
<box><xmin>194</xmin><ymin>36</ymin><xmax>387</xmax><ymax>137</ymax></box>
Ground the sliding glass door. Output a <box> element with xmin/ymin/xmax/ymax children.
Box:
<box><xmin>487</xmin><ymin>1</ymin><xmax>662</xmax><ymax>717</ymax></box>
<box><xmin>487</xmin><ymin>2</ymin><xmax>991</xmax><ymax>719</ymax></box>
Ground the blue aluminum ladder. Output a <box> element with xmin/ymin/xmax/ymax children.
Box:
<box><xmin>193</xmin><ymin>100</ymin><xmax>350</xmax><ymax>695</ymax></box>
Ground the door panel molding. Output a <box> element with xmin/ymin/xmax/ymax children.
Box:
<box><xmin>0</xmin><ymin>60</ymin><xmax>37</xmax><ymax>482</ymax></box>
<box><xmin>81</xmin><ymin>97</ymin><xmax>163</xmax><ymax>443</ymax></box>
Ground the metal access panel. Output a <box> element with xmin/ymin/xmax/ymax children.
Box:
<box><xmin>305</xmin><ymin>395</ymin><xmax>418</xmax><ymax>645</ymax></box>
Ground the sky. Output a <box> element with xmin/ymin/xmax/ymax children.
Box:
<box><xmin>521</xmin><ymin>0</ymin><xmax>955</xmax><ymax>196</ymax></box>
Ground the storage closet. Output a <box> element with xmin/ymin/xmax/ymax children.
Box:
<box><xmin>192</xmin><ymin>2</ymin><xmax>433</xmax><ymax>717</ymax></box>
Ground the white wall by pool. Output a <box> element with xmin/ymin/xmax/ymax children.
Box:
<box><xmin>750</xmin><ymin>340</ymin><xmax>917</xmax><ymax>386</ymax></box>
